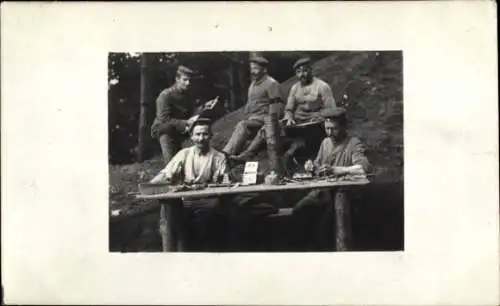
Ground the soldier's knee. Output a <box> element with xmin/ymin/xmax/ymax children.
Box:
<box><xmin>235</xmin><ymin>120</ymin><xmax>250</xmax><ymax>131</ymax></box>
<box><xmin>162</xmin><ymin>122</ymin><xmax>178</xmax><ymax>135</ymax></box>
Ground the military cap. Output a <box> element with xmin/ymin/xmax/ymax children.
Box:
<box><xmin>293</xmin><ymin>57</ymin><xmax>312</xmax><ymax>70</ymax></box>
<box><xmin>177</xmin><ymin>65</ymin><xmax>196</xmax><ymax>77</ymax></box>
<box><xmin>249</xmin><ymin>56</ymin><xmax>269</xmax><ymax>66</ymax></box>
<box><xmin>321</xmin><ymin>107</ymin><xmax>347</xmax><ymax>119</ymax></box>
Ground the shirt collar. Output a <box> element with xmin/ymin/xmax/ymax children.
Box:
<box><xmin>192</xmin><ymin>145</ymin><xmax>211</xmax><ymax>156</ymax></box>
<box><xmin>171</xmin><ymin>85</ymin><xmax>187</xmax><ymax>99</ymax></box>
<box><xmin>329</xmin><ymin>133</ymin><xmax>349</xmax><ymax>145</ymax></box>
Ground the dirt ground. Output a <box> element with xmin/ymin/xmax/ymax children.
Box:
<box><xmin>109</xmin><ymin>51</ymin><xmax>404</xmax><ymax>252</ymax></box>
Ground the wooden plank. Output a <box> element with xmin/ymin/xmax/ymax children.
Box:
<box><xmin>280</xmin><ymin>118</ymin><xmax>323</xmax><ymax>128</ymax></box>
<box><xmin>136</xmin><ymin>177</ymin><xmax>370</xmax><ymax>200</ymax></box>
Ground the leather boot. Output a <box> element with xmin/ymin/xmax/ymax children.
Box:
<box><xmin>233</xmin><ymin>131</ymin><xmax>266</xmax><ymax>161</ymax></box>
<box><xmin>265</xmin><ymin>112</ymin><xmax>285</xmax><ymax>177</ymax></box>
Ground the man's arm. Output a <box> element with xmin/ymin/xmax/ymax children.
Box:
<box><xmin>319</xmin><ymin>82</ymin><xmax>336</xmax><ymax>109</ymax></box>
<box><xmin>333</xmin><ymin>138</ymin><xmax>372</xmax><ymax>175</ymax></box>
<box><xmin>332</xmin><ymin>164</ymin><xmax>365</xmax><ymax>176</ymax></box>
<box><xmin>284</xmin><ymin>84</ymin><xmax>297</xmax><ymax>118</ymax></box>
<box><xmin>312</xmin><ymin>139</ymin><xmax>326</xmax><ymax>169</ymax></box>
<box><xmin>267</xmin><ymin>80</ymin><xmax>283</xmax><ymax>104</ymax></box>
<box><xmin>156</xmin><ymin>92</ymin><xmax>188</xmax><ymax>133</ymax></box>
<box><xmin>150</xmin><ymin>150</ymin><xmax>186</xmax><ymax>183</ymax></box>
<box><xmin>305</xmin><ymin>142</ymin><xmax>326</xmax><ymax>173</ymax></box>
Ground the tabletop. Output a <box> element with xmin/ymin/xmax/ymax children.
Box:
<box><xmin>136</xmin><ymin>176</ymin><xmax>370</xmax><ymax>200</ymax></box>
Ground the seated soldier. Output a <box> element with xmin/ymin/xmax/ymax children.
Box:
<box><xmin>150</xmin><ymin>118</ymin><xmax>228</xmax><ymax>251</ymax></box>
<box><xmin>292</xmin><ymin>107</ymin><xmax>373</xmax><ymax>250</ymax></box>
<box><xmin>222</xmin><ymin>56</ymin><xmax>283</xmax><ymax>158</ymax></box>
<box><xmin>233</xmin><ymin>57</ymin><xmax>336</xmax><ymax>163</ymax></box>
<box><xmin>151</xmin><ymin>65</ymin><xmax>219</xmax><ymax>166</ymax></box>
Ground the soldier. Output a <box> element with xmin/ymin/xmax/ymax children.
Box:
<box><xmin>151</xmin><ymin>65</ymin><xmax>212</xmax><ymax>165</ymax></box>
<box><xmin>150</xmin><ymin>118</ymin><xmax>228</xmax><ymax>251</ymax></box>
<box><xmin>150</xmin><ymin>118</ymin><xmax>227</xmax><ymax>185</ymax></box>
<box><xmin>293</xmin><ymin>107</ymin><xmax>373</xmax><ymax>250</ymax></box>
<box><xmin>222</xmin><ymin>56</ymin><xmax>283</xmax><ymax>158</ymax></box>
<box><xmin>232</xmin><ymin>57</ymin><xmax>336</xmax><ymax>162</ymax></box>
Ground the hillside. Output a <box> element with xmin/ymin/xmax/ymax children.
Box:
<box><xmin>109</xmin><ymin>51</ymin><xmax>403</xmax><ymax>217</ymax></box>
<box><xmin>211</xmin><ymin>51</ymin><xmax>403</xmax><ymax>181</ymax></box>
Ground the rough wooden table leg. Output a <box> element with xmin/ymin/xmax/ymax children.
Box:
<box><xmin>334</xmin><ymin>190</ymin><xmax>352</xmax><ymax>251</ymax></box>
<box><xmin>159</xmin><ymin>201</ymin><xmax>177</xmax><ymax>252</ymax></box>
<box><xmin>170</xmin><ymin>200</ymin><xmax>186</xmax><ymax>252</ymax></box>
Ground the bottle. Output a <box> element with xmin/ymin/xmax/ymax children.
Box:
<box><xmin>222</xmin><ymin>173</ymin><xmax>231</xmax><ymax>184</ymax></box>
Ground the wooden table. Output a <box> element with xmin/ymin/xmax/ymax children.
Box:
<box><xmin>136</xmin><ymin>177</ymin><xmax>370</xmax><ymax>252</ymax></box>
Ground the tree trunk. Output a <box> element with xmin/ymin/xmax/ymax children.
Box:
<box><xmin>237</xmin><ymin>60</ymin><xmax>248</xmax><ymax>109</ymax></box>
<box><xmin>226</xmin><ymin>62</ymin><xmax>236</xmax><ymax>110</ymax></box>
<box><xmin>138</xmin><ymin>53</ymin><xmax>151</xmax><ymax>162</ymax></box>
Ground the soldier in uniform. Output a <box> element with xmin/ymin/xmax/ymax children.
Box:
<box><xmin>222</xmin><ymin>56</ymin><xmax>283</xmax><ymax>158</ymax></box>
<box><xmin>232</xmin><ymin>57</ymin><xmax>336</xmax><ymax>164</ymax></box>
<box><xmin>293</xmin><ymin>107</ymin><xmax>373</xmax><ymax>250</ymax></box>
<box><xmin>151</xmin><ymin>65</ymin><xmax>203</xmax><ymax>165</ymax></box>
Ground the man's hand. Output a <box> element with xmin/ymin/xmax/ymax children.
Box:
<box><xmin>204</xmin><ymin>96</ymin><xmax>219</xmax><ymax>109</ymax></box>
<box><xmin>304</xmin><ymin>159</ymin><xmax>315</xmax><ymax>172</ymax></box>
<box><xmin>331</xmin><ymin>167</ymin><xmax>346</xmax><ymax>176</ymax></box>
<box><xmin>150</xmin><ymin>172</ymin><xmax>169</xmax><ymax>184</ymax></box>
<box><xmin>317</xmin><ymin>164</ymin><xmax>332</xmax><ymax>176</ymax></box>
<box><xmin>184</xmin><ymin>115</ymin><xmax>199</xmax><ymax>133</ymax></box>
<box><xmin>187</xmin><ymin>115</ymin><xmax>199</xmax><ymax>125</ymax></box>
<box><xmin>284</xmin><ymin>112</ymin><xmax>296</xmax><ymax>126</ymax></box>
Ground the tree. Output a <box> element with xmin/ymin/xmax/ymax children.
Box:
<box><xmin>137</xmin><ymin>53</ymin><xmax>152</xmax><ymax>162</ymax></box>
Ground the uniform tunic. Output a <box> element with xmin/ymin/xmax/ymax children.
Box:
<box><xmin>245</xmin><ymin>75</ymin><xmax>282</xmax><ymax>122</ymax></box>
<box><xmin>313</xmin><ymin>136</ymin><xmax>371</xmax><ymax>172</ymax></box>
<box><xmin>150</xmin><ymin>145</ymin><xmax>228</xmax><ymax>251</ymax></box>
<box><xmin>285</xmin><ymin>77</ymin><xmax>336</xmax><ymax>122</ymax></box>
<box><xmin>150</xmin><ymin>86</ymin><xmax>198</xmax><ymax>139</ymax></box>
<box><xmin>292</xmin><ymin>135</ymin><xmax>372</xmax><ymax>250</ymax></box>
<box><xmin>223</xmin><ymin>75</ymin><xmax>282</xmax><ymax>155</ymax></box>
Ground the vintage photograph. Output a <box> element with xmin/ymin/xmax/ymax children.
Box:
<box><xmin>108</xmin><ymin>51</ymin><xmax>404</xmax><ymax>252</ymax></box>
<box><xmin>4</xmin><ymin>1</ymin><xmax>498</xmax><ymax>304</ymax></box>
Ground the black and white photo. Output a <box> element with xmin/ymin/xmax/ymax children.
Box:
<box><xmin>3</xmin><ymin>1</ymin><xmax>498</xmax><ymax>305</ymax></box>
<box><xmin>108</xmin><ymin>51</ymin><xmax>404</xmax><ymax>252</ymax></box>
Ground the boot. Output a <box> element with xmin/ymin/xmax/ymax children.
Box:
<box><xmin>233</xmin><ymin>131</ymin><xmax>266</xmax><ymax>161</ymax></box>
<box><xmin>265</xmin><ymin>112</ymin><xmax>285</xmax><ymax>177</ymax></box>
<box><xmin>221</xmin><ymin>150</ymin><xmax>241</xmax><ymax>168</ymax></box>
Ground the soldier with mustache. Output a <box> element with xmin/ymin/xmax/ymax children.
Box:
<box><xmin>283</xmin><ymin>57</ymin><xmax>336</xmax><ymax>126</ymax></box>
<box><xmin>150</xmin><ymin>118</ymin><xmax>229</xmax><ymax>251</ymax></box>
<box><xmin>232</xmin><ymin>57</ymin><xmax>336</xmax><ymax>162</ymax></box>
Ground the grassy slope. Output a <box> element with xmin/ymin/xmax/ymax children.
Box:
<box><xmin>109</xmin><ymin>51</ymin><xmax>403</xmax><ymax>216</ymax></box>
